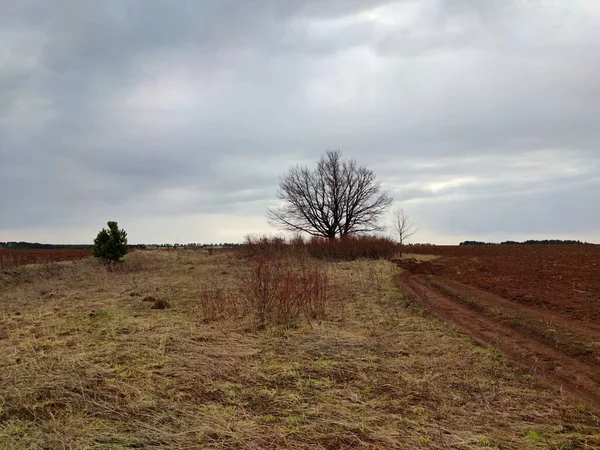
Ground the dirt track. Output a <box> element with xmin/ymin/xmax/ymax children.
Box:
<box><xmin>395</xmin><ymin>251</ymin><xmax>600</xmax><ymax>409</ymax></box>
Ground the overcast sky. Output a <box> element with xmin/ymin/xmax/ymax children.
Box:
<box><xmin>1</xmin><ymin>0</ymin><xmax>599</xmax><ymax>244</ymax></box>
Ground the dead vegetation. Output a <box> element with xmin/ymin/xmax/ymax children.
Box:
<box><xmin>0</xmin><ymin>250</ymin><xmax>599</xmax><ymax>449</ymax></box>
<box><xmin>242</xmin><ymin>234</ymin><xmax>399</xmax><ymax>261</ymax></box>
<box><xmin>198</xmin><ymin>256</ymin><xmax>329</xmax><ymax>329</ymax></box>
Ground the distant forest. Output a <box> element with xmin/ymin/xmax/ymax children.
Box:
<box><xmin>1</xmin><ymin>242</ymin><xmax>120</xmax><ymax>249</ymax></box>
<box><xmin>459</xmin><ymin>240</ymin><xmax>590</xmax><ymax>246</ymax></box>
<box><xmin>0</xmin><ymin>242</ymin><xmax>239</xmax><ymax>249</ymax></box>
<box><xmin>1</xmin><ymin>240</ymin><xmax>593</xmax><ymax>249</ymax></box>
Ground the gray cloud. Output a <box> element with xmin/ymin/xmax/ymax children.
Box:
<box><xmin>1</xmin><ymin>0</ymin><xmax>599</xmax><ymax>243</ymax></box>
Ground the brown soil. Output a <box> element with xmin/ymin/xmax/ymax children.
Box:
<box><xmin>394</xmin><ymin>258</ymin><xmax>444</xmax><ymax>275</ymax></box>
<box><xmin>406</xmin><ymin>244</ymin><xmax>600</xmax><ymax>322</ymax></box>
<box><xmin>395</xmin><ymin>249</ymin><xmax>600</xmax><ymax>409</ymax></box>
<box><xmin>0</xmin><ymin>249</ymin><xmax>92</xmax><ymax>267</ymax></box>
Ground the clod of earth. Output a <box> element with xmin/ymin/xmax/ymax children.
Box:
<box><xmin>151</xmin><ymin>299</ymin><xmax>170</xmax><ymax>309</ymax></box>
<box><xmin>393</xmin><ymin>258</ymin><xmax>443</xmax><ymax>275</ymax></box>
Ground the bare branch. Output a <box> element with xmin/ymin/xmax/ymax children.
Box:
<box><xmin>268</xmin><ymin>150</ymin><xmax>393</xmax><ymax>239</ymax></box>
<box><xmin>393</xmin><ymin>208</ymin><xmax>418</xmax><ymax>245</ymax></box>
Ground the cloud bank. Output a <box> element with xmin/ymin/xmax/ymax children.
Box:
<box><xmin>1</xmin><ymin>0</ymin><xmax>599</xmax><ymax>244</ymax></box>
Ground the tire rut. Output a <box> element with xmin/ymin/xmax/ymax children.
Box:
<box><xmin>397</xmin><ymin>272</ymin><xmax>600</xmax><ymax>409</ymax></box>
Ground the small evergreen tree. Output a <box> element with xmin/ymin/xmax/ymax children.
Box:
<box><xmin>93</xmin><ymin>221</ymin><xmax>128</xmax><ymax>264</ymax></box>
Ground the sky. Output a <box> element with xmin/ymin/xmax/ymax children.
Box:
<box><xmin>1</xmin><ymin>0</ymin><xmax>599</xmax><ymax>245</ymax></box>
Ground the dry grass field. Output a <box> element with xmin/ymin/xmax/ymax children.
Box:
<box><xmin>1</xmin><ymin>250</ymin><xmax>599</xmax><ymax>449</ymax></box>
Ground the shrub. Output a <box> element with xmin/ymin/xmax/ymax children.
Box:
<box><xmin>241</xmin><ymin>234</ymin><xmax>295</xmax><ymax>259</ymax></box>
<box><xmin>241</xmin><ymin>234</ymin><xmax>398</xmax><ymax>261</ymax></box>
<box><xmin>198</xmin><ymin>281</ymin><xmax>241</xmax><ymax>323</ymax></box>
<box><xmin>93</xmin><ymin>221</ymin><xmax>128</xmax><ymax>265</ymax></box>
<box><xmin>241</xmin><ymin>257</ymin><xmax>328</xmax><ymax>329</ymax></box>
<box><xmin>305</xmin><ymin>235</ymin><xmax>398</xmax><ymax>260</ymax></box>
<box><xmin>196</xmin><ymin>256</ymin><xmax>328</xmax><ymax>329</ymax></box>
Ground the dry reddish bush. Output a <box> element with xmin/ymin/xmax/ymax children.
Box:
<box><xmin>305</xmin><ymin>235</ymin><xmax>398</xmax><ymax>260</ymax></box>
<box><xmin>240</xmin><ymin>234</ymin><xmax>305</xmax><ymax>259</ymax></box>
<box><xmin>198</xmin><ymin>255</ymin><xmax>328</xmax><ymax>328</ymax></box>
<box><xmin>242</xmin><ymin>257</ymin><xmax>328</xmax><ymax>329</ymax></box>
<box><xmin>197</xmin><ymin>281</ymin><xmax>242</xmax><ymax>322</ymax></box>
<box><xmin>242</xmin><ymin>234</ymin><xmax>398</xmax><ymax>261</ymax></box>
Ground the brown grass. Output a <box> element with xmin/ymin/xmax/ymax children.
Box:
<box><xmin>0</xmin><ymin>250</ymin><xmax>598</xmax><ymax>449</ymax></box>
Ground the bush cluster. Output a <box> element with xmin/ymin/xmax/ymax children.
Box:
<box><xmin>243</xmin><ymin>257</ymin><xmax>327</xmax><ymax>329</ymax></box>
<box><xmin>242</xmin><ymin>234</ymin><xmax>398</xmax><ymax>261</ymax></box>
<box><xmin>198</xmin><ymin>256</ymin><xmax>328</xmax><ymax>329</ymax></box>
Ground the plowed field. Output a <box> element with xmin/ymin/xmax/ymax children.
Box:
<box><xmin>406</xmin><ymin>245</ymin><xmax>600</xmax><ymax>322</ymax></box>
<box><xmin>0</xmin><ymin>249</ymin><xmax>92</xmax><ymax>267</ymax></box>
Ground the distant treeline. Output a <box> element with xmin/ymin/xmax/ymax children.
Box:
<box><xmin>0</xmin><ymin>242</ymin><xmax>94</xmax><ymax>249</ymax></box>
<box><xmin>0</xmin><ymin>241</ymin><xmax>241</xmax><ymax>250</ymax></box>
<box><xmin>459</xmin><ymin>239</ymin><xmax>590</xmax><ymax>246</ymax></box>
<box><xmin>3</xmin><ymin>240</ymin><xmax>591</xmax><ymax>249</ymax></box>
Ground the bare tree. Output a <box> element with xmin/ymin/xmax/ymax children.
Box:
<box><xmin>268</xmin><ymin>150</ymin><xmax>393</xmax><ymax>239</ymax></box>
<box><xmin>393</xmin><ymin>208</ymin><xmax>418</xmax><ymax>245</ymax></box>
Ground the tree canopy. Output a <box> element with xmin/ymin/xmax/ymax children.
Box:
<box><xmin>268</xmin><ymin>150</ymin><xmax>392</xmax><ymax>239</ymax></box>
<box><xmin>93</xmin><ymin>221</ymin><xmax>128</xmax><ymax>263</ymax></box>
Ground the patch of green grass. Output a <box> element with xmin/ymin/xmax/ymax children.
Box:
<box><xmin>476</xmin><ymin>436</ymin><xmax>495</xmax><ymax>447</ymax></box>
<box><xmin>479</xmin><ymin>346</ymin><xmax>504</xmax><ymax>361</ymax></box>
<box><xmin>91</xmin><ymin>310</ymin><xmax>110</xmax><ymax>319</ymax></box>
<box><xmin>525</xmin><ymin>429</ymin><xmax>543</xmax><ymax>441</ymax></box>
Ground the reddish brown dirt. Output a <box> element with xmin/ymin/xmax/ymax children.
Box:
<box><xmin>0</xmin><ymin>249</ymin><xmax>92</xmax><ymax>267</ymax></box>
<box><xmin>406</xmin><ymin>245</ymin><xmax>600</xmax><ymax>322</ymax></box>
<box><xmin>395</xmin><ymin>245</ymin><xmax>600</xmax><ymax>408</ymax></box>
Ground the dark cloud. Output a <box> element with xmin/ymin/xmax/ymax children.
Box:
<box><xmin>1</xmin><ymin>0</ymin><xmax>599</xmax><ymax>243</ymax></box>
